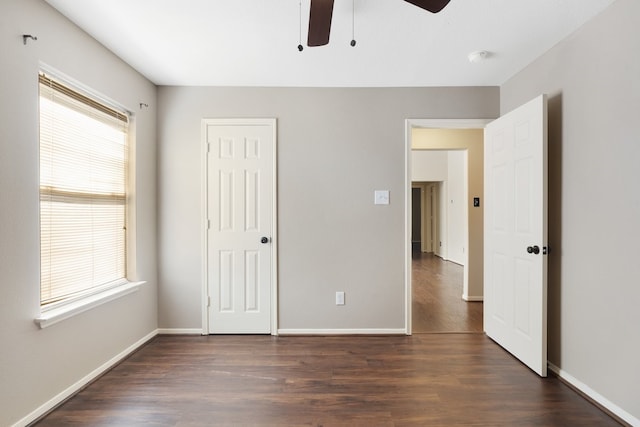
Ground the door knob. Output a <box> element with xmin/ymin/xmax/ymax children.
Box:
<box><xmin>261</xmin><ymin>237</ymin><xmax>270</xmax><ymax>244</ymax></box>
<box><xmin>527</xmin><ymin>245</ymin><xmax>540</xmax><ymax>255</ymax></box>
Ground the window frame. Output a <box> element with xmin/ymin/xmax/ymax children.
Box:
<box><xmin>35</xmin><ymin>70</ymin><xmax>143</xmax><ymax>328</ymax></box>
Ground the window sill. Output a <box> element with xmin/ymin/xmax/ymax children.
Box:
<box><xmin>34</xmin><ymin>281</ymin><xmax>145</xmax><ymax>329</ymax></box>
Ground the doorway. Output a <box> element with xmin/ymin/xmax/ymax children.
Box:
<box><xmin>412</xmin><ymin>182</ymin><xmax>439</xmax><ymax>254</ymax></box>
<box><xmin>406</xmin><ymin>97</ymin><xmax>549</xmax><ymax>375</ymax></box>
<box><xmin>411</xmin><ymin>187</ymin><xmax>422</xmax><ymax>252</ymax></box>
<box><xmin>404</xmin><ymin>119</ymin><xmax>491</xmax><ymax>334</ymax></box>
<box><xmin>411</xmin><ymin>150</ymin><xmax>476</xmax><ymax>333</ymax></box>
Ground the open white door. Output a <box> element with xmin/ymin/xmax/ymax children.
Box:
<box><xmin>203</xmin><ymin>119</ymin><xmax>276</xmax><ymax>334</ymax></box>
<box><xmin>484</xmin><ymin>95</ymin><xmax>548</xmax><ymax>376</ymax></box>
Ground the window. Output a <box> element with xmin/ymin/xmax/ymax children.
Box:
<box><xmin>39</xmin><ymin>73</ymin><xmax>130</xmax><ymax>308</ymax></box>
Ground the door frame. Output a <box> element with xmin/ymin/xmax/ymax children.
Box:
<box><xmin>410</xmin><ymin>185</ymin><xmax>423</xmax><ymax>252</ymax></box>
<box><xmin>426</xmin><ymin>183</ymin><xmax>438</xmax><ymax>255</ymax></box>
<box><xmin>201</xmin><ymin>118</ymin><xmax>278</xmax><ymax>335</ymax></box>
<box><xmin>404</xmin><ymin>119</ymin><xmax>491</xmax><ymax>334</ymax></box>
<box><xmin>411</xmin><ymin>182</ymin><xmax>438</xmax><ymax>254</ymax></box>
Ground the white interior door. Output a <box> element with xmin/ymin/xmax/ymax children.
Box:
<box><xmin>204</xmin><ymin>119</ymin><xmax>276</xmax><ymax>334</ymax></box>
<box><xmin>484</xmin><ymin>95</ymin><xmax>548</xmax><ymax>376</ymax></box>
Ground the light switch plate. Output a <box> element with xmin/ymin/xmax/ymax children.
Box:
<box><xmin>374</xmin><ymin>190</ymin><xmax>390</xmax><ymax>205</ymax></box>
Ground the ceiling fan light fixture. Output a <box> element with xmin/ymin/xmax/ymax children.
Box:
<box><xmin>468</xmin><ymin>50</ymin><xmax>489</xmax><ymax>63</ymax></box>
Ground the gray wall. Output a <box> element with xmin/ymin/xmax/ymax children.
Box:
<box><xmin>157</xmin><ymin>87</ymin><xmax>498</xmax><ymax>330</ymax></box>
<box><xmin>0</xmin><ymin>1</ymin><xmax>157</xmax><ymax>425</ymax></box>
<box><xmin>501</xmin><ymin>0</ymin><xmax>639</xmax><ymax>421</ymax></box>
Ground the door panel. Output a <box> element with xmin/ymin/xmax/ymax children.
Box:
<box><xmin>205</xmin><ymin>120</ymin><xmax>275</xmax><ymax>334</ymax></box>
<box><xmin>484</xmin><ymin>95</ymin><xmax>548</xmax><ymax>377</ymax></box>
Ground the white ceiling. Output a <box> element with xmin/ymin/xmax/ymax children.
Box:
<box><xmin>44</xmin><ymin>0</ymin><xmax>615</xmax><ymax>87</ymax></box>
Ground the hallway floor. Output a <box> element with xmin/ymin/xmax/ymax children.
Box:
<box><xmin>412</xmin><ymin>252</ymin><xmax>483</xmax><ymax>333</ymax></box>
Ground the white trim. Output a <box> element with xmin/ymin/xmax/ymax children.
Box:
<box><xmin>404</xmin><ymin>121</ymin><xmax>412</xmax><ymax>335</ymax></box>
<box><xmin>157</xmin><ymin>328</ymin><xmax>204</xmax><ymax>335</ymax></box>
<box><xmin>200</xmin><ymin>119</ymin><xmax>210</xmax><ymax>335</ymax></box>
<box><xmin>12</xmin><ymin>329</ymin><xmax>158</xmax><ymax>427</ymax></box>
<box><xmin>270</xmin><ymin>119</ymin><xmax>279</xmax><ymax>336</ymax></box>
<box><xmin>39</xmin><ymin>62</ymin><xmax>132</xmax><ymax>115</ymax></box>
<box><xmin>548</xmin><ymin>363</ymin><xmax>639</xmax><ymax>427</ymax></box>
<box><xmin>404</xmin><ymin>119</ymin><xmax>493</xmax><ymax>336</ymax></box>
<box><xmin>201</xmin><ymin>118</ymin><xmax>278</xmax><ymax>336</ymax></box>
<box><xmin>34</xmin><ymin>281</ymin><xmax>145</xmax><ymax>329</ymax></box>
<box><xmin>462</xmin><ymin>295</ymin><xmax>484</xmax><ymax>302</ymax></box>
<box><xmin>278</xmin><ymin>329</ymin><xmax>406</xmax><ymax>336</ymax></box>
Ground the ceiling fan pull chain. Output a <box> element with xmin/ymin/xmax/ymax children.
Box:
<box><xmin>297</xmin><ymin>0</ymin><xmax>304</xmax><ymax>51</ymax></box>
<box><xmin>350</xmin><ymin>0</ymin><xmax>357</xmax><ymax>47</ymax></box>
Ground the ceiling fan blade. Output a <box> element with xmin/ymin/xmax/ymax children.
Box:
<box><xmin>403</xmin><ymin>0</ymin><xmax>451</xmax><ymax>13</ymax></box>
<box><xmin>307</xmin><ymin>0</ymin><xmax>334</xmax><ymax>47</ymax></box>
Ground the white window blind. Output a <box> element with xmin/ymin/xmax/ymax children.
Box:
<box><xmin>39</xmin><ymin>73</ymin><xmax>129</xmax><ymax>307</ymax></box>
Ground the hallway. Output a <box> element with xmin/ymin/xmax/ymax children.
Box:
<box><xmin>412</xmin><ymin>252</ymin><xmax>483</xmax><ymax>333</ymax></box>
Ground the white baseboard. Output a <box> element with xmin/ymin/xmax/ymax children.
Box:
<box><xmin>548</xmin><ymin>362</ymin><xmax>639</xmax><ymax>426</ymax></box>
<box><xmin>13</xmin><ymin>329</ymin><xmax>158</xmax><ymax>427</ymax></box>
<box><xmin>462</xmin><ymin>294</ymin><xmax>483</xmax><ymax>302</ymax></box>
<box><xmin>157</xmin><ymin>328</ymin><xmax>204</xmax><ymax>335</ymax></box>
<box><xmin>277</xmin><ymin>328</ymin><xmax>406</xmax><ymax>335</ymax></box>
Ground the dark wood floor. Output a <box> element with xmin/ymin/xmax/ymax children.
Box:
<box><xmin>412</xmin><ymin>252</ymin><xmax>483</xmax><ymax>333</ymax></box>
<box><xmin>36</xmin><ymin>334</ymin><xmax>621</xmax><ymax>426</ymax></box>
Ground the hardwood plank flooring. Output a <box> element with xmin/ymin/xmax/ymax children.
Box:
<box><xmin>35</xmin><ymin>334</ymin><xmax>621</xmax><ymax>426</ymax></box>
<box><xmin>412</xmin><ymin>252</ymin><xmax>483</xmax><ymax>333</ymax></box>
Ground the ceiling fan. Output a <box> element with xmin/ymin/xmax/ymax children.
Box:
<box><xmin>307</xmin><ymin>0</ymin><xmax>451</xmax><ymax>47</ymax></box>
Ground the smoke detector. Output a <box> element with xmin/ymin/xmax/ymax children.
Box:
<box><xmin>468</xmin><ymin>50</ymin><xmax>490</xmax><ymax>63</ymax></box>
